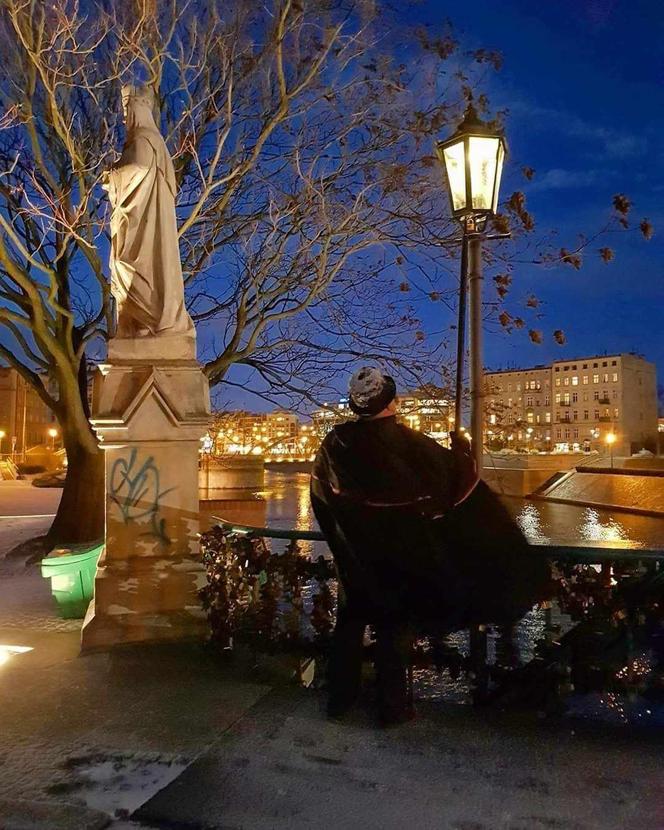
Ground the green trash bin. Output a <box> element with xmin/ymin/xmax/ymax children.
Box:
<box><xmin>41</xmin><ymin>542</ymin><xmax>104</xmax><ymax>619</ymax></box>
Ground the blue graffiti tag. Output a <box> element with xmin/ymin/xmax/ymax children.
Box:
<box><xmin>109</xmin><ymin>448</ymin><xmax>175</xmax><ymax>543</ymax></box>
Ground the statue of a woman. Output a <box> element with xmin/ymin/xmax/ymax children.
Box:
<box><xmin>104</xmin><ymin>85</ymin><xmax>195</xmax><ymax>341</ymax></box>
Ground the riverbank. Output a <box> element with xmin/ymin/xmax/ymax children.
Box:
<box><xmin>535</xmin><ymin>469</ymin><xmax>664</xmax><ymax>518</ymax></box>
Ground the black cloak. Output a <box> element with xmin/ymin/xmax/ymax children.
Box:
<box><xmin>311</xmin><ymin>416</ymin><xmax>550</xmax><ymax>630</ymax></box>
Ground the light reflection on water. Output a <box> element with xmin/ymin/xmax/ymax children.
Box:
<box><xmin>262</xmin><ymin>470</ymin><xmax>664</xmax><ymax>550</ymax></box>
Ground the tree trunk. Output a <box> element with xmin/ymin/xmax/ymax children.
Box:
<box><xmin>47</xmin><ymin>435</ymin><xmax>104</xmax><ymax>545</ymax></box>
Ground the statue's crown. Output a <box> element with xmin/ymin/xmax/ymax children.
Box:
<box><xmin>121</xmin><ymin>84</ymin><xmax>155</xmax><ymax>108</ymax></box>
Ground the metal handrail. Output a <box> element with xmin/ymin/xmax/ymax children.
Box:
<box><xmin>213</xmin><ymin>517</ymin><xmax>664</xmax><ymax>565</ymax></box>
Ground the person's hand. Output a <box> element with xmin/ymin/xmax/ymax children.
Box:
<box><xmin>450</xmin><ymin>430</ymin><xmax>472</xmax><ymax>455</ymax></box>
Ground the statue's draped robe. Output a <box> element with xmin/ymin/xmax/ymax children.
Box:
<box><xmin>107</xmin><ymin>126</ymin><xmax>194</xmax><ymax>338</ymax></box>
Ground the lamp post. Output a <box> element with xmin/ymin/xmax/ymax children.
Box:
<box><xmin>47</xmin><ymin>427</ymin><xmax>58</xmax><ymax>451</ymax></box>
<box><xmin>436</xmin><ymin>102</ymin><xmax>507</xmax><ymax>474</ymax></box>
<box><xmin>606</xmin><ymin>431</ymin><xmax>616</xmax><ymax>469</ymax></box>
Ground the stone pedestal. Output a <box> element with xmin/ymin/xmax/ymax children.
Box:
<box><xmin>81</xmin><ymin>335</ymin><xmax>210</xmax><ymax>652</ymax></box>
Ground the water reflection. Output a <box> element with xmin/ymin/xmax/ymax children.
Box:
<box><xmin>578</xmin><ymin>507</ymin><xmax>629</xmax><ymax>544</ymax></box>
<box><xmin>263</xmin><ymin>470</ymin><xmax>664</xmax><ymax>548</ymax></box>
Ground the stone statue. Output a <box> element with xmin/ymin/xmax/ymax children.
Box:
<box><xmin>104</xmin><ymin>84</ymin><xmax>195</xmax><ymax>340</ymax></box>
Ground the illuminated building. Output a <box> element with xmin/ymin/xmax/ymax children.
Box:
<box><xmin>486</xmin><ymin>353</ymin><xmax>657</xmax><ymax>455</ymax></box>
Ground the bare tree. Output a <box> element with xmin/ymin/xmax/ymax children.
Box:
<box><xmin>0</xmin><ymin>0</ymin><xmax>649</xmax><ymax>542</ymax></box>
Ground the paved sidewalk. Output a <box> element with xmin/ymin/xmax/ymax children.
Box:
<box><xmin>136</xmin><ymin>686</ymin><xmax>664</xmax><ymax>830</ymax></box>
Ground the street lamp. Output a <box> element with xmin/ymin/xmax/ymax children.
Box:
<box><xmin>0</xmin><ymin>429</ymin><xmax>5</xmax><ymax>456</ymax></box>
<box><xmin>437</xmin><ymin>101</ymin><xmax>507</xmax><ymax>474</ymax></box>
<box><xmin>47</xmin><ymin>427</ymin><xmax>58</xmax><ymax>451</ymax></box>
<box><xmin>605</xmin><ymin>432</ymin><xmax>616</xmax><ymax>469</ymax></box>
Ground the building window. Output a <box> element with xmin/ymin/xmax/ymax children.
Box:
<box><xmin>612</xmin><ymin>373</ymin><xmax>618</xmax><ymax>382</ymax></box>
<box><xmin>573</xmin><ymin>410</ymin><xmax>578</xmax><ymax>420</ymax></box>
<box><xmin>593</xmin><ymin>391</ymin><xmax>599</xmax><ymax>400</ymax></box>
<box><xmin>572</xmin><ymin>376</ymin><xmax>578</xmax><ymax>386</ymax></box>
<box><xmin>564</xmin><ymin>429</ymin><xmax>571</xmax><ymax>440</ymax></box>
<box><xmin>593</xmin><ymin>363</ymin><xmax>598</xmax><ymax>368</ymax></box>
<box><xmin>556</xmin><ymin>429</ymin><xmax>561</xmax><ymax>439</ymax></box>
<box><xmin>516</xmin><ymin>383</ymin><xmax>521</xmax><ymax>391</ymax></box>
<box><xmin>612</xmin><ymin>390</ymin><xmax>618</xmax><ymax>400</ymax></box>
<box><xmin>611</xmin><ymin>360</ymin><xmax>617</xmax><ymax>366</ymax></box>
<box><xmin>594</xmin><ymin>410</ymin><xmax>599</xmax><ymax>419</ymax></box>
<box><xmin>545</xmin><ymin>395</ymin><xmax>550</xmax><ymax>405</ymax></box>
<box><xmin>508</xmin><ymin>398</ymin><xmax>512</xmax><ymax>407</ymax></box>
<box><xmin>555</xmin><ymin>378</ymin><xmax>561</xmax><ymax>387</ymax></box>
<box><xmin>508</xmin><ymin>414</ymin><xmax>513</xmax><ymax>423</ymax></box>
<box><xmin>583</xmin><ymin>392</ymin><xmax>589</xmax><ymax>402</ymax></box>
<box><xmin>582</xmin><ymin>363</ymin><xmax>588</xmax><ymax>369</ymax></box>
<box><xmin>527</xmin><ymin>413</ymin><xmax>534</xmax><ymax>424</ymax></box>
<box><xmin>572</xmin><ymin>392</ymin><xmax>578</xmax><ymax>403</ymax></box>
<box><xmin>614</xmin><ymin>409</ymin><xmax>619</xmax><ymax>419</ymax></box>
<box><xmin>582</xmin><ymin>376</ymin><xmax>589</xmax><ymax>385</ymax></box>
<box><xmin>563</xmin><ymin>393</ymin><xmax>570</xmax><ymax>405</ymax></box>
<box><xmin>593</xmin><ymin>374</ymin><xmax>599</xmax><ymax>383</ymax></box>
<box><xmin>563</xmin><ymin>377</ymin><xmax>570</xmax><ymax>386</ymax></box>
<box><xmin>603</xmin><ymin>373</ymin><xmax>609</xmax><ymax>383</ymax></box>
<box><xmin>573</xmin><ymin>428</ymin><xmax>579</xmax><ymax>439</ymax></box>
<box><xmin>526</xmin><ymin>396</ymin><xmax>533</xmax><ymax>407</ymax></box>
<box><xmin>583</xmin><ymin>410</ymin><xmax>589</xmax><ymax>420</ymax></box>
<box><xmin>602</xmin><ymin>361</ymin><xmax>607</xmax><ymax>367</ymax></box>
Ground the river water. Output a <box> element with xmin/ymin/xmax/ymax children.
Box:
<box><xmin>261</xmin><ymin>470</ymin><xmax>664</xmax><ymax>550</ymax></box>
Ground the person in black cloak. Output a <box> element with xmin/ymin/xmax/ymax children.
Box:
<box><xmin>310</xmin><ymin>367</ymin><xmax>551</xmax><ymax>725</ymax></box>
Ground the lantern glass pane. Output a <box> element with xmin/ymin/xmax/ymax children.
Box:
<box><xmin>492</xmin><ymin>141</ymin><xmax>505</xmax><ymax>213</ymax></box>
<box><xmin>469</xmin><ymin>136</ymin><xmax>499</xmax><ymax>211</ymax></box>
<box><xmin>443</xmin><ymin>140</ymin><xmax>467</xmax><ymax>212</ymax></box>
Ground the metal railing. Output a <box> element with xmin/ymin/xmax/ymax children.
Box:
<box><xmin>212</xmin><ymin>517</ymin><xmax>664</xmax><ymax>704</ymax></box>
<box><xmin>213</xmin><ymin>517</ymin><xmax>664</xmax><ymax>565</ymax></box>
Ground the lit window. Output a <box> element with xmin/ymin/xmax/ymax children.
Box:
<box><xmin>527</xmin><ymin>413</ymin><xmax>534</xmax><ymax>423</ymax></box>
<box><xmin>612</xmin><ymin>373</ymin><xmax>618</xmax><ymax>382</ymax></box>
<box><xmin>555</xmin><ymin>393</ymin><xmax>561</xmax><ymax>404</ymax></box>
<box><xmin>582</xmin><ymin>376</ymin><xmax>589</xmax><ymax>385</ymax></box>
<box><xmin>555</xmin><ymin>378</ymin><xmax>561</xmax><ymax>387</ymax></box>
<box><xmin>614</xmin><ymin>409</ymin><xmax>619</xmax><ymax>419</ymax></box>
<box><xmin>563</xmin><ymin>377</ymin><xmax>570</xmax><ymax>386</ymax></box>
<box><xmin>572</xmin><ymin>376</ymin><xmax>578</xmax><ymax>386</ymax></box>
<box><xmin>593</xmin><ymin>374</ymin><xmax>599</xmax><ymax>384</ymax></box>
<box><xmin>545</xmin><ymin>413</ymin><xmax>551</xmax><ymax>423</ymax></box>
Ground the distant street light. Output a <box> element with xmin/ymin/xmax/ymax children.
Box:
<box><xmin>47</xmin><ymin>427</ymin><xmax>58</xmax><ymax>451</ymax></box>
<box><xmin>437</xmin><ymin>101</ymin><xmax>507</xmax><ymax>474</ymax></box>
<box><xmin>606</xmin><ymin>431</ymin><xmax>617</xmax><ymax>469</ymax></box>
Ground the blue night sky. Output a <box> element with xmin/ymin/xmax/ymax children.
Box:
<box><xmin>223</xmin><ymin>0</ymin><xmax>663</xmax><ymax>413</ymax></box>
<box><xmin>424</xmin><ymin>0</ymin><xmax>664</xmax><ymax>375</ymax></box>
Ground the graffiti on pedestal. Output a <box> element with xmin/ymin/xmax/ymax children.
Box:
<box><xmin>109</xmin><ymin>448</ymin><xmax>175</xmax><ymax>543</ymax></box>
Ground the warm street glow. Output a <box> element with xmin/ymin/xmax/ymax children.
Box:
<box><xmin>0</xmin><ymin>644</ymin><xmax>33</xmax><ymax>667</ymax></box>
<box><xmin>48</xmin><ymin>428</ymin><xmax>58</xmax><ymax>438</ymax></box>
<box><xmin>606</xmin><ymin>432</ymin><xmax>617</xmax><ymax>445</ymax></box>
